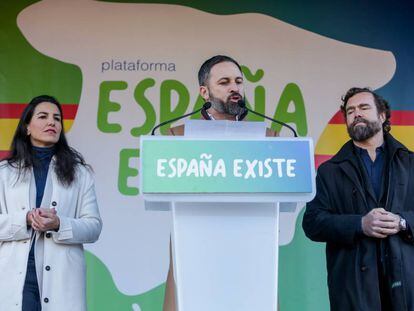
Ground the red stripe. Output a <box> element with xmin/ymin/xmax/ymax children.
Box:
<box><xmin>61</xmin><ymin>105</ymin><xmax>78</xmax><ymax>119</ymax></box>
<box><xmin>391</xmin><ymin>111</ymin><xmax>414</xmax><ymax>125</ymax></box>
<box><xmin>0</xmin><ymin>151</ymin><xmax>9</xmax><ymax>160</ymax></box>
<box><xmin>328</xmin><ymin>110</ymin><xmax>414</xmax><ymax>126</ymax></box>
<box><xmin>328</xmin><ymin>111</ymin><xmax>345</xmax><ymax>124</ymax></box>
<box><xmin>315</xmin><ymin>154</ymin><xmax>333</xmax><ymax>168</ymax></box>
<box><xmin>0</xmin><ymin>103</ymin><xmax>78</xmax><ymax>119</ymax></box>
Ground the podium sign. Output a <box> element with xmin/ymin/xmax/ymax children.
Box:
<box><xmin>140</xmin><ymin>132</ymin><xmax>316</xmax><ymax>311</ymax></box>
<box><xmin>141</xmin><ymin>137</ymin><xmax>313</xmax><ymax>194</ymax></box>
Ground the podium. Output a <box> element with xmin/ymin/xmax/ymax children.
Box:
<box><xmin>140</xmin><ymin>120</ymin><xmax>315</xmax><ymax>311</ymax></box>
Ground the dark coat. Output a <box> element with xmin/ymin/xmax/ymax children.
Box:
<box><xmin>303</xmin><ymin>133</ymin><xmax>414</xmax><ymax>311</ymax></box>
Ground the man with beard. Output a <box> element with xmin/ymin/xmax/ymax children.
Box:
<box><xmin>168</xmin><ymin>55</ymin><xmax>276</xmax><ymax>136</ymax></box>
<box><xmin>303</xmin><ymin>87</ymin><xmax>414</xmax><ymax>311</ymax></box>
<box><xmin>164</xmin><ymin>55</ymin><xmax>276</xmax><ymax>311</ymax></box>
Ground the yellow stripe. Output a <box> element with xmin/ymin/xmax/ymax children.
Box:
<box><xmin>65</xmin><ymin>120</ymin><xmax>73</xmax><ymax>131</ymax></box>
<box><xmin>389</xmin><ymin>127</ymin><xmax>414</xmax><ymax>150</ymax></box>
<box><xmin>315</xmin><ymin>124</ymin><xmax>349</xmax><ymax>155</ymax></box>
<box><xmin>0</xmin><ymin>119</ymin><xmax>73</xmax><ymax>150</ymax></box>
<box><xmin>316</xmin><ymin>124</ymin><xmax>414</xmax><ymax>155</ymax></box>
<box><xmin>0</xmin><ymin>119</ymin><xmax>18</xmax><ymax>149</ymax></box>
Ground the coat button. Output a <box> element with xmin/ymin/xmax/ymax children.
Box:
<box><xmin>45</xmin><ymin>232</ymin><xmax>52</xmax><ymax>238</ymax></box>
<box><xmin>361</xmin><ymin>265</ymin><xmax>368</xmax><ymax>272</ymax></box>
<box><xmin>45</xmin><ymin>266</ymin><xmax>51</xmax><ymax>271</ymax></box>
<box><xmin>44</xmin><ymin>298</ymin><xmax>49</xmax><ymax>303</ymax></box>
<box><xmin>51</xmin><ymin>201</ymin><xmax>57</xmax><ymax>207</ymax></box>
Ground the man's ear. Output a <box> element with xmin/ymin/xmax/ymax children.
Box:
<box><xmin>199</xmin><ymin>86</ymin><xmax>209</xmax><ymax>101</ymax></box>
<box><xmin>379</xmin><ymin>111</ymin><xmax>386</xmax><ymax>124</ymax></box>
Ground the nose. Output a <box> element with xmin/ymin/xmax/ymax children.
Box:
<box><xmin>47</xmin><ymin>117</ymin><xmax>56</xmax><ymax>126</ymax></box>
<box><xmin>229</xmin><ymin>81</ymin><xmax>241</xmax><ymax>93</ymax></box>
<box><xmin>354</xmin><ymin>108</ymin><xmax>363</xmax><ymax>118</ymax></box>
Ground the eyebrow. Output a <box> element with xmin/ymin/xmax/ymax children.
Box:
<box><xmin>217</xmin><ymin>76</ymin><xmax>243</xmax><ymax>82</ymax></box>
<box><xmin>346</xmin><ymin>103</ymin><xmax>371</xmax><ymax>111</ymax></box>
<box><xmin>36</xmin><ymin>111</ymin><xmax>61</xmax><ymax>116</ymax></box>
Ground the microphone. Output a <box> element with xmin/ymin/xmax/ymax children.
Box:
<box><xmin>151</xmin><ymin>102</ymin><xmax>212</xmax><ymax>135</ymax></box>
<box><xmin>238</xmin><ymin>100</ymin><xmax>298</xmax><ymax>137</ymax></box>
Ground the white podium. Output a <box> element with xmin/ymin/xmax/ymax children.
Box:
<box><xmin>140</xmin><ymin>120</ymin><xmax>315</xmax><ymax>311</ymax></box>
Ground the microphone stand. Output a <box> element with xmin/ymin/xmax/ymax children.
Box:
<box><xmin>238</xmin><ymin>100</ymin><xmax>297</xmax><ymax>137</ymax></box>
<box><xmin>151</xmin><ymin>102</ymin><xmax>212</xmax><ymax>135</ymax></box>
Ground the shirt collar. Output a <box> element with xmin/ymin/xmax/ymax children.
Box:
<box><xmin>354</xmin><ymin>142</ymin><xmax>385</xmax><ymax>156</ymax></box>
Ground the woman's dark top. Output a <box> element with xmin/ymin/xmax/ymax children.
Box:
<box><xmin>23</xmin><ymin>146</ymin><xmax>55</xmax><ymax>310</ymax></box>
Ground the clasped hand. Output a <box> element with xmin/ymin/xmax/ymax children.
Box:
<box><xmin>361</xmin><ymin>208</ymin><xmax>400</xmax><ymax>238</ymax></box>
<box><xmin>26</xmin><ymin>208</ymin><xmax>60</xmax><ymax>232</ymax></box>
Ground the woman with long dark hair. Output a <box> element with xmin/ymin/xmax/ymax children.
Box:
<box><xmin>0</xmin><ymin>95</ymin><xmax>102</xmax><ymax>311</ymax></box>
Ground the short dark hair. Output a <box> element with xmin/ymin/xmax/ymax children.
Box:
<box><xmin>198</xmin><ymin>55</ymin><xmax>242</xmax><ymax>86</ymax></box>
<box><xmin>340</xmin><ymin>87</ymin><xmax>391</xmax><ymax>133</ymax></box>
<box><xmin>6</xmin><ymin>95</ymin><xmax>88</xmax><ymax>185</ymax></box>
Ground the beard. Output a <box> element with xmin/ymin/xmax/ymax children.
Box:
<box><xmin>209</xmin><ymin>92</ymin><xmax>245</xmax><ymax>116</ymax></box>
<box><xmin>347</xmin><ymin>117</ymin><xmax>382</xmax><ymax>142</ymax></box>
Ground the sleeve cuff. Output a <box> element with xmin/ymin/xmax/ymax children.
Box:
<box><xmin>52</xmin><ymin>216</ymin><xmax>73</xmax><ymax>241</ymax></box>
<box><xmin>11</xmin><ymin>211</ymin><xmax>31</xmax><ymax>240</ymax></box>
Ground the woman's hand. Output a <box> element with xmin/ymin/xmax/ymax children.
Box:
<box><xmin>26</xmin><ymin>210</ymin><xmax>35</xmax><ymax>226</ymax></box>
<box><xmin>31</xmin><ymin>208</ymin><xmax>60</xmax><ymax>232</ymax></box>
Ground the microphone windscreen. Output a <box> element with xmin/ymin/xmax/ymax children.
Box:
<box><xmin>203</xmin><ymin>102</ymin><xmax>212</xmax><ymax>109</ymax></box>
<box><xmin>237</xmin><ymin>99</ymin><xmax>246</xmax><ymax>108</ymax></box>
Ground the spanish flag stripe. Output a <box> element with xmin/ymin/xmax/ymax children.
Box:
<box><xmin>0</xmin><ymin>119</ymin><xmax>74</xmax><ymax>150</ymax></box>
<box><xmin>314</xmin><ymin>154</ymin><xmax>333</xmax><ymax>168</ymax></box>
<box><xmin>0</xmin><ymin>103</ymin><xmax>78</xmax><ymax>119</ymax></box>
<box><xmin>316</xmin><ymin>124</ymin><xmax>414</xmax><ymax>154</ymax></box>
<box><xmin>328</xmin><ymin>110</ymin><xmax>414</xmax><ymax>126</ymax></box>
<box><xmin>0</xmin><ymin>151</ymin><xmax>9</xmax><ymax>160</ymax></box>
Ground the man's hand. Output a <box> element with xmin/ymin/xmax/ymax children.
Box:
<box><xmin>361</xmin><ymin>208</ymin><xmax>400</xmax><ymax>238</ymax></box>
<box><xmin>31</xmin><ymin>208</ymin><xmax>60</xmax><ymax>232</ymax></box>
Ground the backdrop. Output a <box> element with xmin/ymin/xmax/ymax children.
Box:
<box><xmin>1</xmin><ymin>1</ymin><xmax>413</xmax><ymax>310</ymax></box>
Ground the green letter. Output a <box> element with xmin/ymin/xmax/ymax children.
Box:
<box><xmin>97</xmin><ymin>81</ymin><xmax>127</xmax><ymax>133</ymax></box>
<box><xmin>159</xmin><ymin>80</ymin><xmax>190</xmax><ymax>135</ymax></box>
<box><xmin>131</xmin><ymin>78</ymin><xmax>156</xmax><ymax>137</ymax></box>
<box><xmin>118</xmin><ymin>148</ymin><xmax>140</xmax><ymax>196</ymax></box>
<box><xmin>241</xmin><ymin>66</ymin><xmax>265</xmax><ymax>122</ymax></box>
<box><xmin>272</xmin><ymin>83</ymin><xmax>307</xmax><ymax>136</ymax></box>
<box><xmin>190</xmin><ymin>95</ymin><xmax>207</xmax><ymax>120</ymax></box>
<box><xmin>245</xmin><ymin>86</ymin><xmax>266</xmax><ymax>122</ymax></box>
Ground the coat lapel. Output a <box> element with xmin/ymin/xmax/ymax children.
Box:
<box><xmin>331</xmin><ymin>140</ymin><xmax>369</xmax><ymax>210</ymax></box>
<box><xmin>338</xmin><ymin>161</ymin><xmax>369</xmax><ymax>211</ymax></box>
<box><xmin>388</xmin><ymin>151</ymin><xmax>409</xmax><ymax>213</ymax></box>
<box><xmin>41</xmin><ymin>165</ymin><xmax>53</xmax><ymax>209</ymax></box>
<box><xmin>384</xmin><ymin>134</ymin><xmax>410</xmax><ymax>213</ymax></box>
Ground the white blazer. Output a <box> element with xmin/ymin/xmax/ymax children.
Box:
<box><xmin>0</xmin><ymin>160</ymin><xmax>102</xmax><ymax>311</ymax></box>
